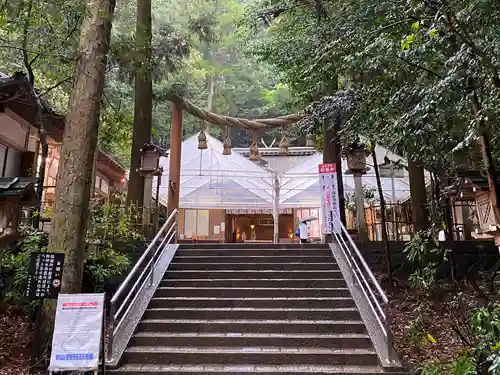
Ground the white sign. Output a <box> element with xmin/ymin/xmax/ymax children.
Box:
<box><xmin>214</xmin><ymin>225</ymin><xmax>220</xmax><ymax>235</ymax></box>
<box><xmin>319</xmin><ymin>163</ymin><xmax>340</xmax><ymax>234</ymax></box>
<box><xmin>220</xmin><ymin>222</ymin><xmax>225</xmax><ymax>232</ymax></box>
<box><xmin>49</xmin><ymin>293</ymin><xmax>105</xmax><ymax>372</ymax></box>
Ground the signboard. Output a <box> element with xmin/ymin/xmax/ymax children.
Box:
<box><xmin>26</xmin><ymin>252</ymin><xmax>65</xmax><ymax>299</ymax></box>
<box><xmin>319</xmin><ymin>163</ymin><xmax>340</xmax><ymax>234</ymax></box>
<box><xmin>49</xmin><ymin>293</ymin><xmax>105</xmax><ymax>372</ymax></box>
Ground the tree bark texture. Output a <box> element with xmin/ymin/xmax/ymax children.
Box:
<box><xmin>408</xmin><ymin>157</ymin><xmax>428</xmax><ymax>231</ymax></box>
<box><xmin>40</xmin><ymin>0</ymin><xmax>116</xmax><ymax>359</ymax></box>
<box><xmin>127</xmin><ymin>0</ymin><xmax>153</xmax><ymax>207</ymax></box>
<box><xmin>48</xmin><ymin>0</ymin><xmax>116</xmax><ymax>291</ymax></box>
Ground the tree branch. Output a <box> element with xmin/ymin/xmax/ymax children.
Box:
<box><xmin>39</xmin><ymin>76</ymin><xmax>73</xmax><ymax>97</ymax></box>
<box><xmin>397</xmin><ymin>55</ymin><xmax>443</xmax><ymax>79</ymax></box>
<box><xmin>22</xmin><ymin>0</ymin><xmax>35</xmax><ymax>87</ymax></box>
<box><xmin>443</xmin><ymin>10</ymin><xmax>500</xmax><ymax>88</ymax></box>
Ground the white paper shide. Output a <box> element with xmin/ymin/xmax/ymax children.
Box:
<box><xmin>49</xmin><ymin>293</ymin><xmax>105</xmax><ymax>372</ymax></box>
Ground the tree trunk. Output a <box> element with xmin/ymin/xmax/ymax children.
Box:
<box><xmin>127</xmin><ymin>0</ymin><xmax>153</xmax><ymax>207</ymax></box>
<box><xmin>41</xmin><ymin>0</ymin><xmax>116</xmax><ymax>351</ymax></box>
<box><xmin>408</xmin><ymin>157</ymin><xmax>428</xmax><ymax>232</ymax></box>
<box><xmin>372</xmin><ymin>145</ymin><xmax>393</xmax><ymax>286</ymax></box>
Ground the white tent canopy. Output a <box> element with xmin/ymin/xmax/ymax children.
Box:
<box><xmin>156</xmin><ymin>134</ymin><xmax>274</xmax><ymax>209</ymax></box>
<box><xmin>279</xmin><ymin>147</ymin><xmax>422</xmax><ymax>208</ymax></box>
<box><xmin>156</xmin><ymin>132</ymin><xmax>424</xmax><ymax>209</ymax></box>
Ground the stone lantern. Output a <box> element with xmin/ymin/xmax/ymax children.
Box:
<box><xmin>345</xmin><ymin>142</ymin><xmax>370</xmax><ymax>242</ymax></box>
<box><xmin>346</xmin><ymin>144</ymin><xmax>369</xmax><ymax>173</ymax></box>
<box><xmin>140</xmin><ymin>143</ymin><xmax>166</xmax><ymax>176</ymax></box>
<box><xmin>139</xmin><ymin>143</ymin><xmax>168</xmax><ymax>234</ymax></box>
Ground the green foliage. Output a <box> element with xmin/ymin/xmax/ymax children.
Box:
<box><xmin>0</xmin><ymin>202</ymin><xmax>141</xmax><ymax>305</ymax></box>
<box><xmin>244</xmin><ymin>0</ymin><xmax>500</xmax><ymax>168</ymax></box>
<box><xmin>0</xmin><ymin>226</ymin><xmax>46</xmax><ymax>307</ymax></box>
<box><xmin>403</xmin><ymin>230</ymin><xmax>450</xmax><ymax>290</ymax></box>
<box><xmin>420</xmin><ymin>360</ymin><xmax>442</xmax><ymax>375</ymax></box>
<box><xmin>345</xmin><ymin>185</ymin><xmax>378</xmax><ymax>213</ymax></box>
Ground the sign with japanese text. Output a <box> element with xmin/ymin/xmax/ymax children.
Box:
<box><xmin>49</xmin><ymin>293</ymin><xmax>105</xmax><ymax>372</ymax></box>
<box><xmin>318</xmin><ymin>163</ymin><xmax>340</xmax><ymax>234</ymax></box>
<box><xmin>26</xmin><ymin>252</ymin><xmax>64</xmax><ymax>299</ymax></box>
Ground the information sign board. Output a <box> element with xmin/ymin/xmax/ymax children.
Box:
<box><xmin>26</xmin><ymin>252</ymin><xmax>64</xmax><ymax>299</ymax></box>
<box><xmin>48</xmin><ymin>293</ymin><xmax>105</xmax><ymax>372</ymax></box>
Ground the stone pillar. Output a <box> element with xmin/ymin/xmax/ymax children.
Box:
<box><xmin>354</xmin><ymin>172</ymin><xmax>369</xmax><ymax>242</ymax></box>
<box><xmin>167</xmin><ymin>102</ymin><xmax>183</xmax><ymax>216</ymax></box>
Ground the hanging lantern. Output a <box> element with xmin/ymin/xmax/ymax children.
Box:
<box><xmin>198</xmin><ymin>129</ymin><xmax>207</xmax><ymax>150</ymax></box>
<box><xmin>249</xmin><ymin>135</ymin><xmax>259</xmax><ymax>161</ymax></box>
<box><xmin>279</xmin><ymin>133</ymin><xmax>290</xmax><ymax>155</ymax></box>
<box><xmin>223</xmin><ymin>135</ymin><xmax>232</xmax><ymax>155</ymax></box>
<box><xmin>306</xmin><ymin>133</ymin><xmax>316</xmax><ymax>148</ymax></box>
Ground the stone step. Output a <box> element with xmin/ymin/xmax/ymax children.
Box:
<box><xmin>154</xmin><ymin>287</ymin><xmax>351</xmax><ymax>298</ymax></box>
<box><xmin>172</xmin><ymin>256</ymin><xmax>334</xmax><ymax>263</ymax></box>
<box><xmin>177</xmin><ymin>244</ymin><xmax>330</xmax><ymax>250</ymax></box>
<box><xmin>129</xmin><ymin>332</ymin><xmax>372</xmax><ymax>349</ymax></box>
<box><xmin>148</xmin><ymin>297</ymin><xmax>357</xmax><ymax>309</ymax></box>
<box><xmin>136</xmin><ymin>319</ymin><xmax>367</xmax><ymax>334</ymax></box>
<box><xmin>168</xmin><ymin>263</ymin><xmax>339</xmax><ymax>271</ymax></box>
<box><xmin>164</xmin><ymin>270</ymin><xmax>343</xmax><ymax>279</ymax></box>
<box><xmin>175</xmin><ymin>249</ymin><xmax>331</xmax><ymax>257</ymax></box>
<box><xmin>142</xmin><ymin>307</ymin><xmax>361</xmax><ymax>320</ymax></box>
<box><xmin>110</xmin><ymin>364</ymin><xmax>389</xmax><ymax>374</ymax></box>
<box><xmin>160</xmin><ymin>278</ymin><xmax>347</xmax><ymax>288</ymax></box>
<box><xmin>122</xmin><ymin>346</ymin><xmax>379</xmax><ymax>366</ymax></box>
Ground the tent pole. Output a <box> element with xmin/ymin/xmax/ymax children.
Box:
<box><xmin>273</xmin><ymin>174</ymin><xmax>280</xmax><ymax>243</ymax></box>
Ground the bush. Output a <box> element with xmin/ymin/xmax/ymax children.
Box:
<box><xmin>0</xmin><ymin>201</ymin><xmax>142</xmax><ymax>308</ymax></box>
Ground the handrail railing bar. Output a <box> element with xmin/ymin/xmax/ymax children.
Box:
<box><xmin>111</xmin><ymin>209</ymin><xmax>178</xmax><ymax>304</ymax></box>
<box><xmin>337</xmin><ymin>241</ymin><xmax>386</xmax><ymax>320</ymax></box>
<box><xmin>331</xmin><ymin>220</ymin><xmax>388</xmax><ymax>329</ymax></box>
<box><xmin>332</xmin><ymin>214</ymin><xmax>388</xmax><ymax>304</ymax></box>
<box><xmin>114</xmin><ymin>227</ymin><xmax>177</xmax><ymax>335</ymax></box>
<box><xmin>334</xmin><ymin>231</ymin><xmax>387</xmax><ymax>327</ymax></box>
<box><xmin>150</xmin><ymin>223</ymin><xmax>176</xmax><ymax>285</ymax></box>
<box><xmin>113</xmin><ymin>223</ymin><xmax>176</xmax><ymax>320</ymax></box>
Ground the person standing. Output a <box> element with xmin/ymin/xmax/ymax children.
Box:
<box><xmin>299</xmin><ymin>220</ymin><xmax>308</xmax><ymax>243</ymax></box>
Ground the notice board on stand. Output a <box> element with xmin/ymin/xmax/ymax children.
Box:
<box><xmin>48</xmin><ymin>293</ymin><xmax>105</xmax><ymax>373</ymax></box>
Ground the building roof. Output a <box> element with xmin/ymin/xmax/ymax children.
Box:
<box><xmin>0</xmin><ymin>72</ymin><xmax>127</xmax><ymax>182</ymax></box>
<box><xmin>0</xmin><ymin>177</ymin><xmax>39</xmax><ymax>204</ymax></box>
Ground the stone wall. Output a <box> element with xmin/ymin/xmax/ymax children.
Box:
<box><xmin>356</xmin><ymin>240</ymin><xmax>499</xmax><ymax>279</ymax></box>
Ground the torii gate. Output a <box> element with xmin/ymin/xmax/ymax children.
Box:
<box><xmin>165</xmin><ymin>93</ymin><xmax>306</xmax><ymax>216</ymax></box>
<box><xmin>164</xmin><ymin>91</ymin><xmax>347</xmax><ymax>242</ymax></box>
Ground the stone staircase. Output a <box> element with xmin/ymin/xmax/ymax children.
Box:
<box><xmin>110</xmin><ymin>243</ymin><xmax>400</xmax><ymax>374</ymax></box>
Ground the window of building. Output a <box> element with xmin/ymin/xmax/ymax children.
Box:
<box><xmin>184</xmin><ymin>209</ymin><xmax>209</xmax><ymax>238</ymax></box>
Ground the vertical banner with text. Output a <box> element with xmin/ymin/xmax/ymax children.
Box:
<box><xmin>319</xmin><ymin>163</ymin><xmax>340</xmax><ymax>234</ymax></box>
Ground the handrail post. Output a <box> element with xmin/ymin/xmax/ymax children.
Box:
<box><xmin>174</xmin><ymin>210</ymin><xmax>179</xmax><ymax>242</ymax></box>
<box><xmin>106</xmin><ymin>301</ymin><xmax>115</xmax><ymax>362</ymax></box>
<box><xmin>384</xmin><ymin>302</ymin><xmax>396</xmax><ymax>363</ymax></box>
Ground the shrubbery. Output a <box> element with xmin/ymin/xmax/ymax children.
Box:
<box><xmin>0</xmin><ymin>200</ymin><xmax>143</xmax><ymax>309</ymax></box>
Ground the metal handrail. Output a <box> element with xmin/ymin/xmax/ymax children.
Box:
<box><xmin>107</xmin><ymin>209</ymin><xmax>178</xmax><ymax>361</ymax></box>
<box><xmin>330</xmin><ymin>214</ymin><xmax>393</xmax><ymax>357</ymax></box>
